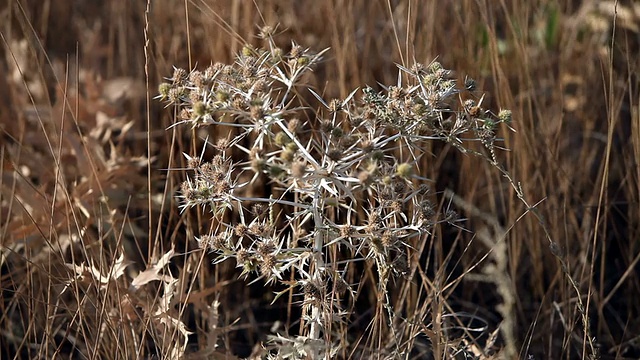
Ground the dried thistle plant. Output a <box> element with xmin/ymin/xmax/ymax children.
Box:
<box><xmin>159</xmin><ymin>29</ymin><xmax>513</xmax><ymax>358</ymax></box>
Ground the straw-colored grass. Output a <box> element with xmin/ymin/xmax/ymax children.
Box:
<box><xmin>1</xmin><ymin>1</ymin><xmax>638</xmax><ymax>359</ymax></box>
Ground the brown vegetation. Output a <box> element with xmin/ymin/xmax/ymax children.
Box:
<box><xmin>1</xmin><ymin>1</ymin><xmax>639</xmax><ymax>359</ymax></box>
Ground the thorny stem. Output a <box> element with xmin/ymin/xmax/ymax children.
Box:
<box><xmin>309</xmin><ymin>180</ymin><xmax>325</xmax><ymax>359</ymax></box>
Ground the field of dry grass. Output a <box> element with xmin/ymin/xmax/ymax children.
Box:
<box><xmin>1</xmin><ymin>1</ymin><xmax>639</xmax><ymax>359</ymax></box>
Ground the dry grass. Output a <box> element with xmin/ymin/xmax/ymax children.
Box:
<box><xmin>1</xmin><ymin>0</ymin><xmax>639</xmax><ymax>359</ymax></box>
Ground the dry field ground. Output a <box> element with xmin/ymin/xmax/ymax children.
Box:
<box><xmin>1</xmin><ymin>1</ymin><xmax>639</xmax><ymax>359</ymax></box>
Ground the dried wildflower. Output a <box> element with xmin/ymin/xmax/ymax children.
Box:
<box><xmin>417</xmin><ymin>183</ymin><xmax>431</xmax><ymax>195</ymax></box>
<box><xmin>381</xmin><ymin>175</ymin><xmax>393</xmax><ymax>186</ymax></box>
<box><xmin>339</xmin><ymin>225</ymin><xmax>354</xmax><ymax>238</ymax></box>
<box><xmin>396</xmin><ymin>163</ymin><xmax>413</xmax><ymax>179</ymax></box>
<box><xmin>271</xmin><ymin>47</ymin><xmax>283</xmax><ymax>61</ymax></box>
<box><xmin>289</xmin><ymin>45</ymin><xmax>304</xmax><ymax>58</ymax></box>
<box><xmin>420</xmin><ymin>200</ymin><xmax>435</xmax><ymax>220</ymax></box>
<box><xmin>285</xmin><ymin>142</ymin><xmax>298</xmax><ymax>152</ymax></box>
<box><xmin>215</xmin><ymin>137</ymin><xmax>231</xmax><ymax>151</ymax></box>
<box><xmin>203</xmin><ymin>63</ymin><xmax>219</xmax><ymax>80</ymax></box>
<box><xmin>441</xmin><ymin>79</ymin><xmax>456</xmax><ymax>92</ymax></box>
<box><xmin>297</xmin><ymin>56</ymin><xmax>310</xmax><ymax>66</ymax></box>
<box><xmin>427</xmin><ymin>92</ymin><xmax>442</xmax><ymax>108</ymax></box>
<box><xmin>393</xmin><ymin>252</ymin><xmax>410</xmax><ymax>277</ymax></box>
<box><xmin>291</xmin><ymin>161</ymin><xmax>306</xmax><ymax>178</ymax></box>
<box><xmin>330</xmin><ymin>126</ymin><xmax>344</xmax><ymax>138</ymax></box>
<box><xmin>252</xmin><ymin>79</ymin><xmax>269</xmax><ymax>94</ymax></box>
<box><xmin>320</xmin><ymin>119</ymin><xmax>333</xmax><ymax>133</ymax></box>
<box><xmin>422</xmin><ymin>73</ymin><xmax>438</xmax><ymax>87</ymax></box>
<box><xmin>199</xmin><ymin>160</ymin><xmax>214</xmax><ymax>175</ymax></box>
<box><xmin>380</xmin><ymin>191</ymin><xmax>393</xmax><ymax>202</ymax></box>
<box><xmin>260</xmin><ymin>254</ymin><xmax>278</xmax><ymax>279</ymax></box>
<box><xmin>237</xmin><ymin>248</ymin><xmax>250</xmax><ymax>262</ymax></box>
<box><xmin>236</xmin><ymin>249</ymin><xmax>255</xmax><ymax>275</ymax></box>
<box><xmin>258</xmin><ymin>25</ymin><xmax>276</xmax><ymax>39</ymax></box>
<box><xmin>339</xmin><ymin>134</ymin><xmax>356</xmax><ymax>148</ymax></box>
<box><xmin>389</xmin><ymin>200</ymin><xmax>403</xmax><ymax>213</ymax></box>
<box><xmin>251</xmin><ymin>157</ymin><xmax>267</xmax><ymax>173</ymax></box>
<box><xmin>412</xmin><ymin>102</ymin><xmax>427</xmax><ymax>117</ymax></box>
<box><xmin>211</xmin><ymin>154</ymin><xmax>227</xmax><ymax>169</ymax></box>
<box><xmin>280</xmin><ymin>148</ymin><xmax>295</xmax><ymax>163</ymax></box>
<box><xmin>327</xmin><ymin>148</ymin><xmax>342</xmax><ymax>162</ymax></box>
<box><xmin>187</xmin><ymin>94</ymin><xmax>206</xmax><ymax>110</ymax></box>
<box><xmin>209</xmin><ymin>170</ymin><xmax>226</xmax><ymax>185</ymax></box>
<box><xmin>172</xmin><ymin>67</ymin><xmax>187</xmax><ymax>83</ymax></box>
<box><xmin>179</xmin><ymin>108</ymin><xmax>190</xmax><ymax>120</ymax></box>
<box><xmin>214</xmin><ymin>180</ymin><xmax>231</xmax><ymax>195</ymax></box>
<box><xmin>445</xmin><ymin>210</ymin><xmax>459</xmax><ymax>223</ymax></box>
<box><xmin>370</xmin><ymin>150</ymin><xmax>384</xmax><ymax>162</ymax></box>
<box><xmin>498</xmin><ymin>109</ymin><xmax>512</xmax><ymax>123</ymax></box>
<box><xmin>268</xmin><ymin>165</ymin><xmax>285</xmax><ymax>179</ymax></box>
<box><xmin>211</xmin><ymin>233</ymin><xmax>230</xmax><ymax>251</ymax></box>
<box><xmin>251</xmin><ymin>203</ymin><xmax>268</xmax><ymax>219</ymax></box>
<box><xmin>249</xmin><ymin>223</ymin><xmax>266</xmax><ymax>237</ymax></box>
<box><xmin>357</xmin><ymin>170</ymin><xmax>372</xmax><ymax>186</ymax></box>
<box><xmin>464</xmin><ymin>98</ymin><xmax>477</xmax><ymax>111</ymax></box>
<box><xmin>221</xmin><ymin>64</ymin><xmax>234</xmax><ymax>76</ymax></box>
<box><xmin>393</xmin><ymin>180</ymin><xmax>407</xmax><ymax>194</ymax></box>
<box><xmin>235</xmin><ymin>223</ymin><xmax>249</xmax><ymax>237</ymax></box>
<box><xmin>428</xmin><ymin>60</ymin><xmax>443</xmax><ymax>73</ymax></box>
<box><xmin>257</xmin><ymin>240</ymin><xmax>277</xmax><ymax>256</ymax></box>
<box><xmin>388</xmin><ymin>86</ymin><xmax>404</xmax><ymax>100</ymax></box>
<box><xmin>359</xmin><ymin>139</ymin><xmax>374</xmax><ymax>153</ymax></box>
<box><xmin>328</xmin><ymin>99</ymin><xmax>342</xmax><ymax>113</ymax></box>
<box><xmin>197</xmin><ymin>234</ymin><xmax>213</xmax><ymax>251</ymax></box>
<box><xmin>349</xmin><ymin>116</ymin><xmax>363</xmax><ymax>128</ymax></box>
<box><xmin>168</xmin><ymin>87</ymin><xmax>185</xmax><ymax>103</ymax></box>
<box><xmin>232</xmin><ymin>96</ymin><xmax>247</xmax><ymax>110</ymax></box>
<box><xmin>216</xmin><ymin>90</ymin><xmax>230</xmax><ymax>102</ymax></box>
<box><xmin>366</xmin><ymin>212</ymin><xmax>381</xmax><ymax>233</ymax></box>
<box><xmin>189</xmin><ymin>70</ymin><xmax>204</xmax><ymax>87</ymax></box>
<box><xmin>249</xmin><ymin>148</ymin><xmax>261</xmax><ymax>160</ymax></box>
<box><xmin>242</xmin><ymin>45</ymin><xmax>255</xmax><ymax>57</ymax></box>
<box><xmin>250</xmin><ymin>104</ymin><xmax>265</xmax><ymax>120</ymax></box>
<box><xmin>158</xmin><ymin>83</ymin><xmax>172</xmax><ymax>99</ymax></box>
<box><xmin>274</xmin><ymin>131</ymin><xmax>291</xmax><ymax>147</ymax></box>
<box><xmin>303</xmin><ymin>281</ymin><xmax>322</xmax><ymax>301</ymax></box>
<box><xmin>410</xmin><ymin>62</ymin><xmax>427</xmax><ymax>75</ymax></box>
<box><xmin>187</xmin><ymin>156</ymin><xmax>201</xmax><ymax>169</ymax></box>
<box><xmin>363</xmin><ymin>108</ymin><xmax>376</xmax><ymax>122</ymax></box>
<box><xmin>192</xmin><ymin>101</ymin><xmax>207</xmax><ymax>117</ymax></box>
<box><xmin>483</xmin><ymin>119</ymin><xmax>497</xmax><ymax>131</ymax></box>
<box><xmin>464</xmin><ymin>76</ymin><xmax>477</xmax><ymax>91</ymax></box>
<box><xmin>380</xmin><ymin>230</ymin><xmax>396</xmax><ymax>248</ymax></box>
<box><xmin>288</xmin><ymin>118</ymin><xmax>302</xmax><ymax>134</ymax></box>
<box><xmin>180</xmin><ymin>181</ymin><xmax>197</xmax><ymax>201</ymax></box>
